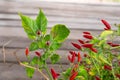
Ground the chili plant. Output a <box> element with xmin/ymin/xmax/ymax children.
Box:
<box><xmin>18</xmin><ymin>9</ymin><xmax>120</xmax><ymax>80</ymax></box>
<box><xmin>66</xmin><ymin>19</ymin><xmax>120</xmax><ymax>80</ymax></box>
<box><xmin>19</xmin><ymin>9</ymin><xmax>70</xmax><ymax>80</ymax></box>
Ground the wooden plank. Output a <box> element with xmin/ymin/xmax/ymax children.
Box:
<box><xmin>0</xmin><ymin>43</ymin><xmax>119</xmax><ymax>63</ymax></box>
<box><xmin>0</xmin><ymin>27</ymin><xmax>119</xmax><ymax>49</ymax></box>
<box><xmin>0</xmin><ymin>16</ymin><xmax>119</xmax><ymax>24</ymax></box>
<box><xmin>0</xmin><ymin>20</ymin><xmax>112</xmax><ymax>30</ymax></box>
<box><xmin>2</xmin><ymin>0</ymin><xmax>120</xmax><ymax>3</ymax></box>
<box><xmin>0</xmin><ymin>48</ymin><xmax>72</xmax><ymax>63</ymax></box>
<box><xmin>0</xmin><ymin>11</ymin><xmax>119</xmax><ymax>22</ymax></box>
<box><xmin>0</xmin><ymin>1</ymin><xmax>120</xmax><ymax>18</ymax></box>
<box><xmin>0</xmin><ymin>36</ymin><xmax>82</xmax><ymax>50</ymax></box>
<box><xmin>0</xmin><ymin>27</ymin><xmax>103</xmax><ymax>39</ymax></box>
<box><xmin>0</xmin><ymin>5</ymin><xmax>120</xmax><ymax>18</ymax></box>
<box><xmin>0</xmin><ymin>63</ymin><xmax>68</xmax><ymax>80</ymax></box>
<box><xmin>0</xmin><ymin>14</ymin><xmax>119</xmax><ymax>22</ymax></box>
<box><xmin>1</xmin><ymin>0</ymin><xmax>120</xmax><ymax>8</ymax></box>
<box><xmin>0</xmin><ymin>20</ymin><xmax>118</xmax><ymax>29</ymax></box>
<box><xmin>0</xmin><ymin>27</ymin><xmax>104</xmax><ymax>50</ymax></box>
<box><xmin>0</xmin><ymin>1</ymin><xmax>120</xmax><ymax>30</ymax></box>
<box><xmin>0</xmin><ymin>1</ymin><xmax>120</xmax><ymax>17</ymax></box>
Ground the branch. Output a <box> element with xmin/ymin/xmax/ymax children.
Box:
<box><xmin>2</xmin><ymin>40</ymin><xmax>12</xmax><ymax>63</ymax></box>
<box><xmin>13</xmin><ymin>50</ymin><xmax>49</xmax><ymax>80</ymax></box>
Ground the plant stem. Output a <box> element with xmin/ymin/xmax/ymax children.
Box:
<box><xmin>90</xmin><ymin>52</ymin><xmax>101</xmax><ymax>76</ymax></box>
<box><xmin>59</xmin><ymin>62</ymin><xmax>64</xmax><ymax>72</ymax></box>
<box><xmin>20</xmin><ymin>63</ymin><xmax>49</xmax><ymax>80</ymax></box>
<box><xmin>13</xmin><ymin>51</ymin><xmax>49</xmax><ymax>80</ymax></box>
<box><xmin>2</xmin><ymin>40</ymin><xmax>12</xmax><ymax>63</ymax></box>
<box><xmin>44</xmin><ymin>63</ymin><xmax>53</xmax><ymax>80</ymax></box>
<box><xmin>91</xmin><ymin>58</ymin><xmax>100</xmax><ymax>75</ymax></box>
<box><xmin>110</xmin><ymin>63</ymin><xmax>117</xmax><ymax>80</ymax></box>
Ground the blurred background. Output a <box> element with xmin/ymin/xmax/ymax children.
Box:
<box><xmin>3</xmin><ymin>0</ymin><xmax>120</xmax><ymax>2</ymax></box>
<box><xmin>0</xmin><ymin>0</ymin><xmax>120</xmax><ymax>80</ymax></box>
<box><xmin>50</xmin><ymin>0</ymin><xmax>120</xmax><ymax>2</ymax></box>
<box><xmin>3</xmin><ymin>0</ymin><xmax>120</xmax><ymax>3</ymax></box>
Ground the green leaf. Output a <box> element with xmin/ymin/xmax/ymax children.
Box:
<box><xmin>19</xmin><ymin>13</ymin><xmax>38</xmax><ymax>39</ymax></box>
<box><xmin>100</xmin><ymin>30</ymin><xmax>113</xmax><ymax>38</ymax></box>
<box><xmin>98</xmin><ymin>39</ymin><xmax>108</xmax><ymax>49</ymax></box>
<box><xmin>38</xmin><ymin>40</ymin><xmax>46</xmax><ymax>48</ymax></box>
<box><xmin>62</xmin><ymin>68</ymin><xmax>71</xmax><ymax>79</ymax></box>
<box><xmin>30</xmin><ymin>56</ymin><xmax>38</xmax><ymax>66</ymax></box>
<box><xmin>38</xmin><ymin>58</ymin><xmax>45</xmax><ymax>67</ymax></box>
<box><xmin>78</xmin><ymin>66</ymin><xmax>88</xmax><ymax>79</ymax></box>
<box><xmin>98</xmin><ymin>54</ymin><xmax>110</xmax><ymax>65</ymax></box>
<box><xmin>25</xmin><ymin>67</ymin><xmax>35</xmax><ymax>78</ymax></box>
<box><xmin>50</xmin><ymin>42</ymin><xmax>61</xmax><ymax>51</ymax></box>
<box><xmin>30</xmin><ymin>56</ymin><xmax>45</xmax><ymax>67</ymax></box>
<box><xmin>50</xmin><ymin>54</ymin><xmax>60</xmax><ymax>64</ymax></box>
<box><xmin>50</xmin><ymin>24</ymin><xmax>70</xmax><ymax>43</ymax></box>
<box><xmin>42</xmin><ymin>52</ymin><xmax>51</xmax><ymax>60</ymax></box>
<box><xmin>36</xmin><ymin>9</ymin><xmax>47</xmax><ymax>33</ymax></box>
<box><xmin>98</xmin><ymin>40</ymin><xmax>106</xmax><ymax>46</ymax></box>
<box><xmin>91</xmin><ymin>38</ymin><xmax>100</xmax><ymax>44</ymax></box>
<box><xmin>44</xmin><ymin>34</ymin><xmax>50</xmax><ymax>41</ymax></box>
<box><xmin>29</xmin><ymin>42</ymin><xmax>39</xmax><ymax>51</ymax></box>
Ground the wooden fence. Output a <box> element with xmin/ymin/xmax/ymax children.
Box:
<box><xmin>0</xmin><ymin>0</ymin><xmax>120</xmax><ymax>80</ymax></box>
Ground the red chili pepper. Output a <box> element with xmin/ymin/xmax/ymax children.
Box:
<box><xmin>71</xmin><ymin>53</ymin><xmax>76</xmax><ymax>63</ymax></box>
<box><xmin>78</xmin><ymin>39</ymin><xmax>84</xmax><ymax>44</ymax></box>
<box><xmin>69</xmin><ymin>72</ymin><xmax>78</xmax><ymax>80</ymax></box>
<box><xmin>111</xmin><ymin>44</ymin><xmax>120</xmax><ymax>47</ymax></box>
<box><xmin>68</xmin><ymin>52</ymin><xmax>76</xmax><ymax>63</ymax></box>
<box><xmin>104</xmin><ymin>65</ymin><xmax>112</xmax><ymax>70</ymax></box>
<box><xmin>90</xmin><ymin>48</ymin><xmax>98</xmax><ymax>53</ymax></box>
<box><xmin>95</xmin><ymin>76</ymin><xmax>101</xmax><ymax>80</ymax></box>
<box><xmin>83</xmin><ymin>31</ymin><xmax>91</xmax><ymax>35</ymax></box>
<box><xmin>85</xmin><ymin>40</ymin><xmax>90</xmax><ymax>43</ymax></box>
<box><xmin>68</xmin><ymin>55</ymin><xmax>72</xmax><ymax>62</ymax></box>
<box><xmin>69</xmin><ymin>51</ymin><xmax>78</xmax><ymax>56</ymax></box>
<box><xmin>83</xmin><ymin>34</ymin><xmax>93</xmax><ymax>39</ymax></box>
<box><xmin>104</xmin><ymin>28</ymin><xmax>109</xmax><ymax>30</ymax></box>
<box><xmin>107</xmin><ymin>42</ymin><xmax>120</xmax><ymax>47</ymax></box>
<box><xmin>35</xmin><ymin>51</ymin><xmax>41</xmax><ymax>57</ymax></box>
<box><xmin>51</xmin><ymin>68</ymin><xmax>59</xmax><ymax>80</ymax></box>
<box><xmin>82</xmin><ymin>43</ymin><xmax>93</xmax><ymax>48</ymax></box>
<box><xmin>72</xmin><ymin>64</ymin><xmax>78</xmax><ymax>73</ymax></box>
<box><xmin>71</xmin><ymin>42</ymin><xmax>82</xmax><ymax>50</ymax></box>
<box><xmin>73</xmin><ymin>64</ymin><xmax>78</xmax><ymax>69</ymax></box>
<box><xmin>107</xmin><ymin>42</ymin><xmax>112</xmax><ymax>45</ymax></box>
<box><xmin>25</xmin><ymin>47</ymin><xmax>29</xmax><ymax>56</ymax></box>
<box><xmin>115</xmin><ymin>74</ymin><xmax>120</xmax><ymax>79</ymax></box>
<box><xmin>101</xmin><ymin>19</ymin><xmax>111</xmax><ymax>30</ymax></box>
<box><xmin>77</xmin><ymin>52</ymin><xmax>81</xmax><ymax>62</ymax></box>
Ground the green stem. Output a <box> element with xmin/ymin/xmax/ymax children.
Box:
<box><xmin>59</xmin><ymin>62</ymin><xmax>64</xmax><ymax>72</ymax></box>
<box><xmin>90</xmin><ymin>52</ymin><xmax>101</xmax><ymax>77</ymax></box>
<box><xmin>91</xmin><ymin>58</ymin><xmax>100</xmax><ymax>75</ymax></box>
<box><xmin>110</xmin><ymin>63</ymin><xmax>117</xmax><ymax>80</ymax></box>
<box><xmin>44</xmin><ymin>63</ymin><xmax>53</xmax><ymax>80</ymax></box>
<box><xmin>110</xmin><ymin>46</ymin><xmax>120</xmax><ymax>50</ymax></box>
